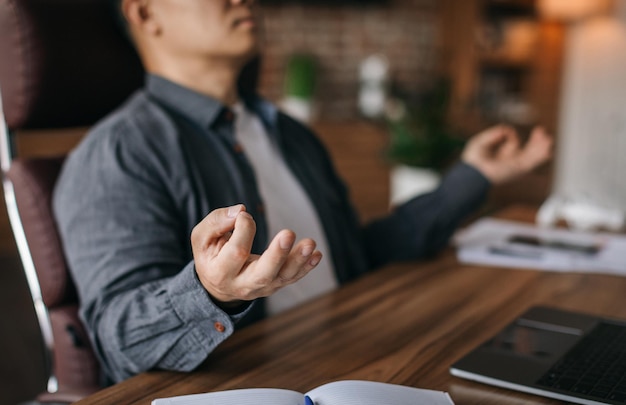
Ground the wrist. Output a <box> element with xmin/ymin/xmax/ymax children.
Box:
<box><xmin>209</xmin><ymin>294</ymin><xmax>251</xmax><ymax>315</ymax></box>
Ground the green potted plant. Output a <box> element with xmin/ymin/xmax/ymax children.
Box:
<box><xmin>385</xmin><ymin>78</ymin><xmax>466</xmax><ymax>205</ymax></box>
<box><xmin>280</xmin><ymin>53</ymin><xmax>318</xmax><ymax>123</ymax></box>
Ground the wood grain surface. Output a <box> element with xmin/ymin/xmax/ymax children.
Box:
<box><xmin>74</xmin><ymin>205</ymin><xmax>626</xmax><ymax>405</ymax></box>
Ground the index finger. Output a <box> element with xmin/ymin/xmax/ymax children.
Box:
<box><xmin>191</xmin><ymin>204</ymin><xmax>245</xmax><ymax>249</ymax></box>
<box><xmin>216</xmin><ymin>211</ymin><xmax>258</xmax><ymax>274</ymax></box>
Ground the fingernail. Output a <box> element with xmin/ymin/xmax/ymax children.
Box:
<box><xmin>279</xmin><ymin>234</ymin><xmax>291</xmax><ymax>250</ymax></box>
<box><xmin>301</xmin><ymin>245</ymin><xmax>313</xmax><ymax>257</ymax></box>
<box><xmin>227</xmin><ymin>205</ymin><xmax>242</xmax><ymax>218</ymax></box>
<box><xmin>309</xmin><ymin>255</ymin><xmax>321</xmax><ymax>266</ymax></box>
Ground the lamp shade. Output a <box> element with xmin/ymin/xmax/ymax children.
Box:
<box><xmin>538</xmin><ymin>0</ymin><xmax>612</xmax><ymax>21</ymax></box>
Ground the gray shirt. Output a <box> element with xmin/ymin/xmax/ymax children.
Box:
<box><xmin>53</xmin><ymin>74</ymin><xmax>490</xmax><ymax>383</ymax></box>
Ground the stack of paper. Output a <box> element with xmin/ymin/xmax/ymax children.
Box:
<box><xmin>454</xmin><ymin>218</ymin><xmax>626</xmax><ymax>275</ymax></box>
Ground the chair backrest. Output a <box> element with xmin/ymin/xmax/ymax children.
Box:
<box><xmin>0</xmin><ymin>0</ymin><xmax>143</xmax><ymax>402</ymax></box>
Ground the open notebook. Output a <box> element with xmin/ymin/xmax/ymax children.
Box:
<box><xmin>152</xmin><ymin>380</ymin><xmax>454</xmax><ymax>405</ymax></box>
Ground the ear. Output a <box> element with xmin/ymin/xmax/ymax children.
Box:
<box><xmin>122</xmin><ymin>0</ymin><xmax>161</xmax><ymax>37</ymax></box>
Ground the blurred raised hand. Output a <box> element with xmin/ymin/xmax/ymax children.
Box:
<box><xmin>462</xmin><ymin>125</ymin><xmax>553</xmax><ymax>185</ymax></box>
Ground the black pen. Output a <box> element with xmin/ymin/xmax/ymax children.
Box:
<box><xmin>508</xmin><ymin>234</ymin><xmax>601</xmax><ymax>255</ymax></box>
<box><xmin>488</xmin><ymin>246</ymin><xmax>543</xmax><ymax>260</ymax></box>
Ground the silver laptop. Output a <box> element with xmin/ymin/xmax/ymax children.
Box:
<box><xmin>450</xmin><ymin>306</ymin><xmax>626</xmax><ymax>405</ymax></box>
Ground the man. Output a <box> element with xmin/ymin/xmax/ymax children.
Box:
<box><xmin>53</xmin><ymin>0</ymin><xmax>552</xmax><ymax>384</ymax></box>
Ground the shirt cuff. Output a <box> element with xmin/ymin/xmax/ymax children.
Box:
<box><xmin>167</xmin><ymin>261</ymin><xmax>255</xmax><ymax>334</ymax></box>
<box><xmin>439</xmin><ymin>161</ymin><xmax>491</xmax><ymax>210</ymax></box>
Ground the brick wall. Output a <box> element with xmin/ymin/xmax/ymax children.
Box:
<box><xmin>258</xmin><ymin>0</ymin><xmax>440</xmax><ymax>121</ymax></box>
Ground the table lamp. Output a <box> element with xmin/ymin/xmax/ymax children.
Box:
<box><xmin>537</xmin><ymin>0</ymin><xmax>626</xmax><ymax>231</ymax></box>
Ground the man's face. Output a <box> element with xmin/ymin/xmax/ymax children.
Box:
<box><xmin>149</xmin><ymin>0</ymin><xmax>260</xmax><ymax>63</ymax></box>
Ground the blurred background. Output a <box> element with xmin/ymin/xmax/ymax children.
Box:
<box><xmin>259</xmin><ymin>0</ymin><xmax>564</xmax><ymax>209</ymax></box>
<box><xmin>2</xmin><ymin>0</ymin><xmax>624</xmax><ymax>403</ymax></box>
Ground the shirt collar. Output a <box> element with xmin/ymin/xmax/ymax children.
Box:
<box><xmin>145</xmin><ymin>73</ymin><xmax>278</xmax><ymax>132</ymax></box>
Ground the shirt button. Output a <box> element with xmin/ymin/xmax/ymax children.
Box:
<box><xmin>214</xmin><ymin>322</ymin><xmax>226</xmax><ymax>333</ymax></box>
<box><xmin>256</xmin><ymin>203</ymin><xmax>265</xmax><ymax>214</ymax></box>
<box><xmin>233</xmin><ymin>143</ymin><xmax>244</xmax><ymax>153</ymax></box>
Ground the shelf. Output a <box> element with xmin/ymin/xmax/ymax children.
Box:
<box><xmin>441</xmin><ymin>0</ymin><xmax>565</xmax><ymax>132</ymax></box>
<box><xmin>479</xmin><ymin>54</ymin><xmax>534</xmax><ymax>69</ymax></box>
<box><xmin>440</xmin><ymin>0</ymin><xmax>564</xmax><ymax>207</ymax></box>
<box><xmin>484</xmin><ymin>0</ymin><xmax>536</xmax><ymax>18</ymax></box>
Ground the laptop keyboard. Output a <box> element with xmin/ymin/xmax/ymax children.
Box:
<box><xmin>537</xmin><ymin>322</ymin><xmax>626</xmax><ymax>403</ymax></box>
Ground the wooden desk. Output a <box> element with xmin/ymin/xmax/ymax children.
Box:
<box><xmin>74</xmin><ymin>206</ymin><xmax>626</xmax><ymax>405</ymax></box>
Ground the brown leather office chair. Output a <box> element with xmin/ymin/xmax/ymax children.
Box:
<box><xmin>0</xmin><ymin>0</ymin><xmax>143</xmax><ymax>402</ymax></box>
